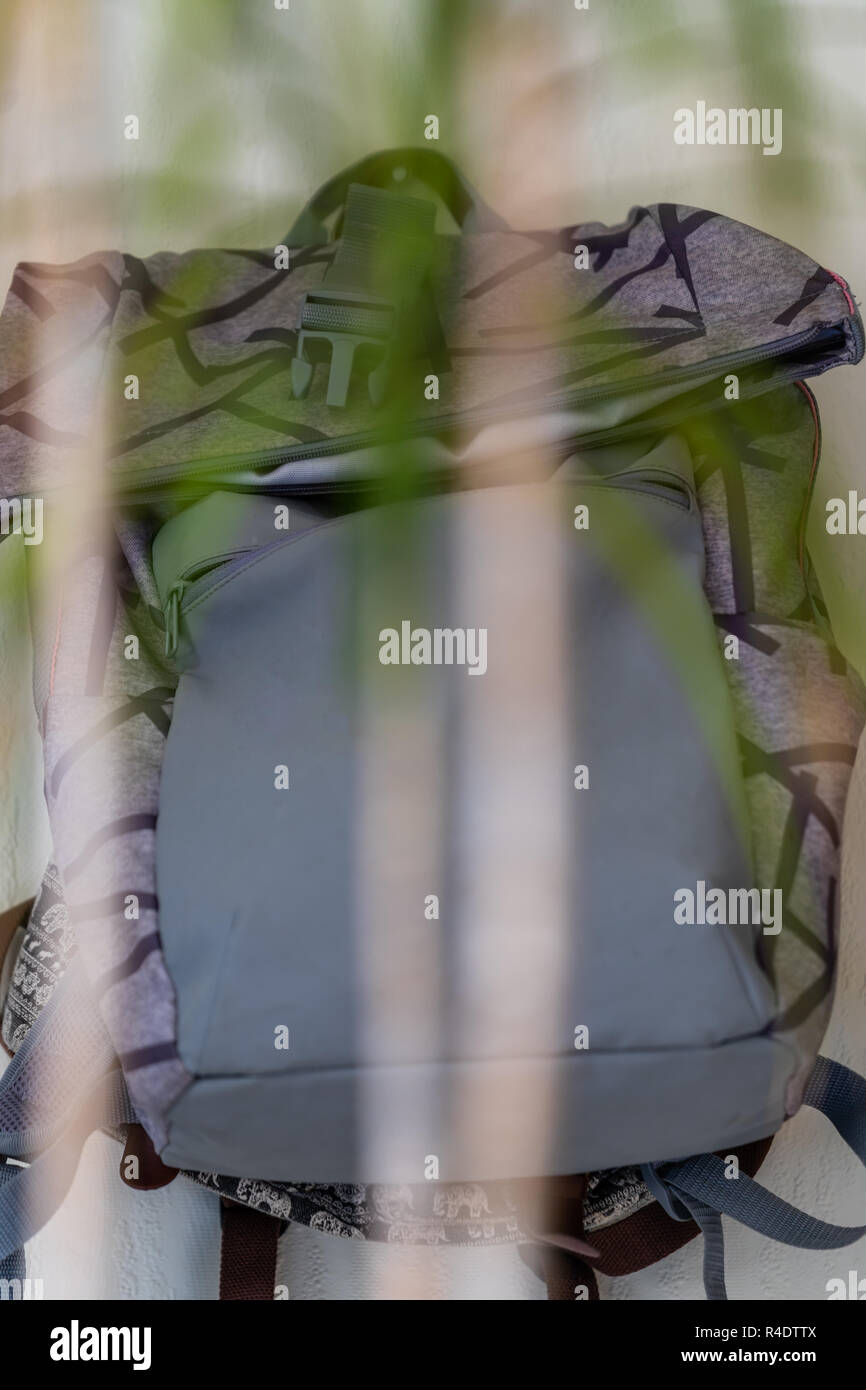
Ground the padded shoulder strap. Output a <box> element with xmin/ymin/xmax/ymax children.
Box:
<box><xmin>0</xmin><ymin>958</ymin><xmax>136</xmax><ymax>1267</ymax></box>
<box><xmin>0</xmin><ymin>1069</ymin><xmax>134</xmax><ymax>1265</ymax></box>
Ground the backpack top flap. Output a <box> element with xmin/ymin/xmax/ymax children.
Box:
<box><xmin>1</xmin><ymin>149</ymin><xmax>861</xmax><ymax>499</ymax></box>
<box><xmin>99</xmin><ymin>162</ymin><xmax>862</xmax><ymax>487</ymax></box>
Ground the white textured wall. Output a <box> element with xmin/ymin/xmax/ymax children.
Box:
<box><xmin>1</xmin><ymin>0</ymin><xmax>865</xmax><ymax>1299</ymax></box>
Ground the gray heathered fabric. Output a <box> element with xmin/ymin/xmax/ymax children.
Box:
<box><xmin>0</xmin><ymin>182</ymin><xmax>862</xmax><ymax>1242</ymax></box>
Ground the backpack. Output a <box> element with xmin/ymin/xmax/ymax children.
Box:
<box><xmin>1</xmin><ymin>147</ymin><xmax>865</xmax><ymax>1301</ymax></box>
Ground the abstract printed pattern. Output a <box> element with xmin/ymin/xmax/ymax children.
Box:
<box><xmin>0</xmin><ymin>196</ymin><xmax>862</xmax><ymax>1248</ymax></box>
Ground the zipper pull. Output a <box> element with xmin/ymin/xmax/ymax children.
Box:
<box><xmin>164</xmin><ymin>581</ymin><xmax>187</xmax><ymax>659</ymax></box>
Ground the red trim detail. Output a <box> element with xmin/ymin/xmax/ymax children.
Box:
<box><xmin>827</xmin><ymin>269</ymin><xmax>855</xmax><ymax>316</ymax></box>
<box><xmin>794</xmin><ymin>379</ymin><xmax>820</xmax><ymax>582</ymax></box>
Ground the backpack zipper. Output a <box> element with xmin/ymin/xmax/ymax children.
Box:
<box><xmin>118</xmin><ymin>322</ymin><xmax>848</xmax><ymax>495</ymax></box>
<box><xmin>161</xmin><ymin>470</ymin><xmax>693</xmax><ymax>658</ymax></box>
<box><xmin>162</xmin><ymin>548</ymin><xmax>255</xmax><ymax>658</ymax></box>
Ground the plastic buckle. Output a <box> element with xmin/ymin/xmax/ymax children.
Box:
<box><xmin>291</xmin><ymin>289</ymin><xmax>396</xmax><ymax>408</ymax></box>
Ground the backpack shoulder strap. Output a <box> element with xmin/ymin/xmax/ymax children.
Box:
<box><xmin>0</xmin><ymin>957</ymin><xmax>135</xmax><ymax>1269</ymax></box>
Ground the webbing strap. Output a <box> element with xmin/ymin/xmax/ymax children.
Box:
<box><xmin>645</xmin><ymin>1056</ymin><xmax>866</xmax><ymax>1299</ymax></box>
<box><xmin>219</xmin><ymin>1200</ymin><xmax>282</xmax><ymax>1301</ymax></box>
<box><xmin>803</xmin><ymin>1054</ymin><xmax>866</xmax><ymax>1157</ymax></box>
<box><xmin>540</xmin><ymin>1246</ymin><xmax>600</xmax><ymax>1301</ymax></box>
<box><xmin>674</xmin><ymin>1193</ymin><xmax>728</xmax><ymax>1301</ymax></box>
<box><xmin>323</xmin><ymin>183</ymin><xmax>436</xmax><ymax>299</ymax></box>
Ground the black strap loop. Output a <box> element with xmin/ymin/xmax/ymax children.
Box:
<box><xmin>286</xmin><ymin>147</ymin><xmax>508</xmax><ymax>245</ymax></box>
